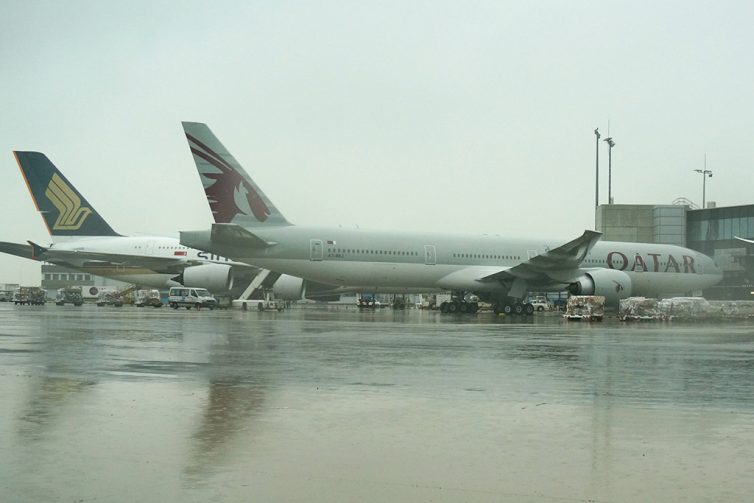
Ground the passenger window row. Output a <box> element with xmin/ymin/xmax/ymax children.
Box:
<box><xmin>329</xmin><ymin>248</ymin><xmax>419</xmax><ymax>256</ymax></box>
<box><xmin>452</xmin><ymin>253</ymin><xmax>521</xmax><ymax>260</ymax></box>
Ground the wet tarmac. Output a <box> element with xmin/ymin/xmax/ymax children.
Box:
<box><xmin>1</xmin><ymin>303</ymin><xmax>753</xmax><ymax>502</ymax></box>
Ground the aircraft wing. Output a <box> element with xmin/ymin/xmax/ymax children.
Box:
<box><xmin>0</xmin><ymin>241</ymin><xmax>39</xmax><ymax>261</ymax></box>
<box><xmin>29</xmin><ymin>246</ymin><xmax>257</xmax><ymax>275</ymax></box>
<box><xmin>477</xmin><ymin>230</ymin><xmax>602</xmax><ymax>287</ymax></box>
<box><xmin>735</xmin><ymin>236</ymin><xmax>754</xmax><ymax>244</ymax></box>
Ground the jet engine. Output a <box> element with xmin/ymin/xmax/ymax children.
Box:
<box><xmin>272</xmin><ymin>275</ymin><xmax>305</xmax><ymax>300</ymax></box>
<box><xmin>568</xmin><ymin>269</ymin><xmax>632</xmax><ymax>305</ymax></box>
<box><xmin>272</xmin><ymin>275</ymin><xmax>343</xmax><ymax>302</ymax></box>
<box><xmin>178</xmin><ymin>263</ymin><xmax>234</xmax><ymax>292</ymax></box>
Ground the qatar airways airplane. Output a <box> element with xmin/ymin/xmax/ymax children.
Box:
<box><xmin>179</xmin><ymin>122</ymin><xmax>722</xmax><ymax>314</ymax></box>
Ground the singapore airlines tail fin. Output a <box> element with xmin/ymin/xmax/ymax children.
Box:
<box><xmin>13</xmin><ymin>151</ymin><xmax>121</xmax><ymax>241</ymax></box>
<box><xmin>182</xmin><ymin>122</ymin><xmax>291</xmax><ymax>228</ymax></box>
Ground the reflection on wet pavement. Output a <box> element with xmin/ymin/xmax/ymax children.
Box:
<box><xmin>1</xmin><ymin>304</ymin><xmax>753</xmax><ymax>501</ymax></box>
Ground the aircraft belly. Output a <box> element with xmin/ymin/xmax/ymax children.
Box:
<box><xmin>98</xmin><ymin>273</ymin><xmax>176</xmax><ymax>288</ymax></box>
<box><xmin>248</xmin><ymin>259</ymin><xmax>452</xmax><ymax>290</ymax></box>
<box><xmin>109</xmin><ymin>275</ymin><xmax>173</xmax><ymax>288</ymax></box>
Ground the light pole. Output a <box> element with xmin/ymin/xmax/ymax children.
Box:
<box><xmin>604</xmin><ymin>137</ymin><xmax>615</xmax><ymax>204</ymax></box>
<box><xmin>694</xmin><ymin>155</ymin><xmax>713</xmax><ymax>209</ymax></box>
<box><xmin>594</xmin><ymin>128</ymin><xmax>600</xmax><ymax>209</ymax></box>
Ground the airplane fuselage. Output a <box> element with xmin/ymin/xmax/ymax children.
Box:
<box><xmin>44</xmin><ymin>235</ymin><xmax>247</xmax><ymax>288</ymax></box>
<box><xmin>182</xmin><ymin>225</ymin><xmax>722</xmax><ymax>298</ymax></box>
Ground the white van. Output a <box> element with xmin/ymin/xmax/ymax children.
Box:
<box><xmin>168</xmin><ymin>287</ymin><xmax>217</xmax><ymax>310</ymax></box>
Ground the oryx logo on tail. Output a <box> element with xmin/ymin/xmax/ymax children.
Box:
<box><xmin>45</xmin><ymin>173</ymin><xmax>92</xmax><ymax>230</ymax></box>
<box><xmin>186</xmin><ymin>133</ymin><xmax>270</xmax><ymax>224</ymax></box>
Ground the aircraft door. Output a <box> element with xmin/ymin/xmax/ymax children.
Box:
<box><xmin>145</xmin><ymin>240</ymin><xmax>156</xmax><ymax>255</ymax></box>
<box><xmin>310</xmin><ymin>239</ymin><xmax>324</xmax><ymax>261</ymax></box>
<box><xmin>424</xmin><ymin>245</ymin><xmax>436</xmax><ymax>265</ymax></box>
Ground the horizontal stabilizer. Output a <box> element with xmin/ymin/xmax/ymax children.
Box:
<box><xmin>210</xmin><ymin>223</ymin><xmax>275</xmax><ymax>248</ymax></box>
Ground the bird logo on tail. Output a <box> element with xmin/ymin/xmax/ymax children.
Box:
<box><xmin>45</xmin><ymin>173</ymin><xmax>92</xmax><ymax>230</ymax></box>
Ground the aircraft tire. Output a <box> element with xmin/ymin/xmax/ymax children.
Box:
<box><xmin>525</xmin><ymin>303</ymin><xmax>535</xmax><ymax>315</ymax></box>
<box><xmin>503</xmin><ymin>304</ymin><xmax>513</xmax><ymax>315</ymax></box>
<box><xmin>513</xmin><ymin>303</ymin><xmax>524</xmax><ymax>315</ymax></box>
<box><xmin>459</xmin><ymin>302</ymin><xmax>468</xmax><ymax>313</ymax></box>
<box><xmin>440</xmin><ymin>302</ymin><xmax>449</xmax><ymax>313</ymax></box>
<box><xmin>448</xmin><ymin>302</ymin><xmax>458</xmax><ymax>313</ymax></box>
<box><xmin>469</xmin><ymin>303</ymin><xmax>479</xmax><ymax>314</ymax></box>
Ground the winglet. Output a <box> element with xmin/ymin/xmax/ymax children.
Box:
<box><xmin>27</xmin><ymin>240</ymin><xmax>48</xmax><ymax>261</ymax></box>
<box><xmin>531</xmin><ymin>229</ymin><xmax>603</xmax><ymax>270</ymax></box>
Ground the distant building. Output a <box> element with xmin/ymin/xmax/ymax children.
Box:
<box><xmin>686</xmin><ymin>204</ymin><xmax>754</xmax><ymax>300</ymax></box>
<box><xmin>596</xmin><ymin>204</ymin><xmax>687</xmax><ymax>247</ymax></box>
<box><xmin>40</xmin><ymin>264</ymin><xmax>130</xmax><ymax>299</ymax></box>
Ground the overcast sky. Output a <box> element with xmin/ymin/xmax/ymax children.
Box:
<box><xmin>1</xmin><ymin>1</ymin><xmax>752</xmax><ymax>284</ymax></box>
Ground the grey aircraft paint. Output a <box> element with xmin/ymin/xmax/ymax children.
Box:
<box><xmin>180</xmin><ymin>122</ymin><xmax>723</xmax><ymax>307</ymax></box>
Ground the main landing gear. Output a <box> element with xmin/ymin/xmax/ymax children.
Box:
<box><xmin>439</xmin><ymin>290</ymin><xmax>479</xmax><ymax>314</ymax></box>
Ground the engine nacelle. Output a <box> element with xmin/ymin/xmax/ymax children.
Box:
<box><xmin>272</xmin><ymin>275</ymin><xmax>306</xmax><ymax>300</ymax></box>
<box><xmin>272</xmin><ymin>276</ymin><xmax>343</xmax><ymax>302</ymax></box>
<box><xmin>180</xmin><ymin>263</ymin><xmax>234</xmax><ymax>292</ymax></box>
<box><xmin>568</xmin><ymin>269</ymin><xmax>632</xmax><ymax>305</ymax></box>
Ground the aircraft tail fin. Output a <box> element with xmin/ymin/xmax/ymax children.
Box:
<box><xmin>181</xmin><ymin>122</ymin><xmax>291</xmax><ymax>228</ymax></box>
<box><xmin>13</xmin><ymin>151</ymin><xmax>121</xmax><ymax>240</ymax></box>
